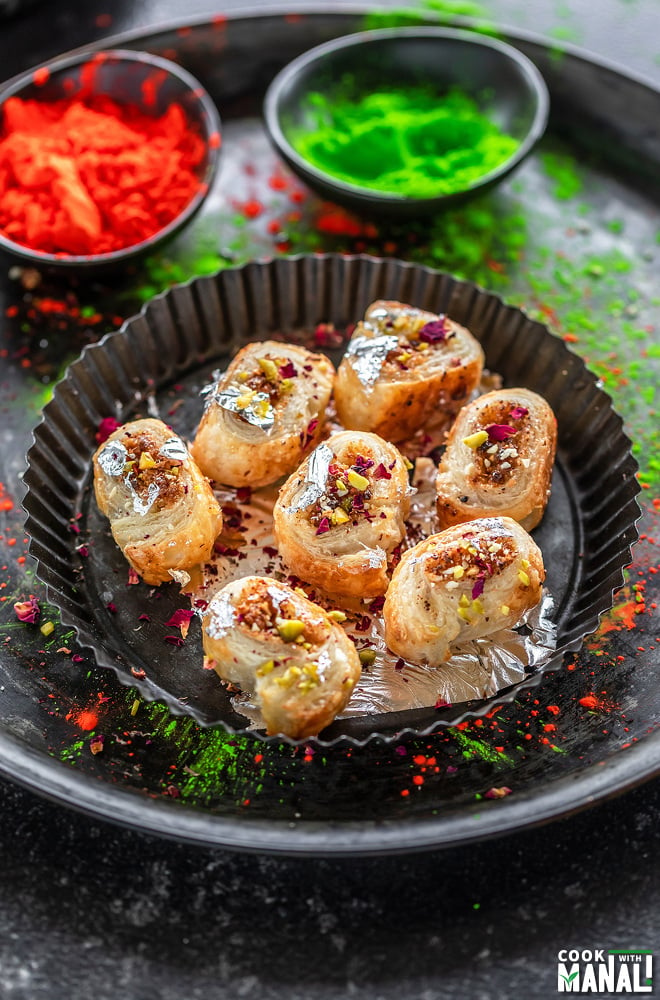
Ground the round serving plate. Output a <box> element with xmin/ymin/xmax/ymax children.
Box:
<box><xmin>23</xmin><ymin>254</ymin><xmax>639</xmax><ymax>746</ymax></box>
<box><xmin>0</xmin><ymin>9</ymin><xmax>658</xmax><ymax>854</ymax></box>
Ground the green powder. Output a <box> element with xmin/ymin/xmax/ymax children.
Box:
<box><xmin>291</xmin><ymin>83</ymin><xmax>519</xmax><ymax>198</ymax></box>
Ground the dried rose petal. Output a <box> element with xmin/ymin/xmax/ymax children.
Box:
<box><xmin>353</xmin><ymin>454</ymin><xmax>374</xmax><ymax>473</ymax></box>
<box><xmin>485</xmin><ymin>786</ymin><xmax>512</xmax><ymax>799</ymax></box>
<box><xmin>373</xmin><ymin>462</ymin><xmax>392</xmax><ymax>480</ymax></box>
<box><xmin>486</xmin><ymin>423</ymin><xmax>518</xmax><ymax>442</ymax></box>
<box><xmin>95</xmin><ymin>416</ymin><xmax>121</xmax><ymax>444</ymax></box>
<box><xmin>509</xmin><ymin>406</ymin><xmax>529</xmax><ymax>420</ymax></box>
<box><xmin>315</xmin><ymin>517</ymin><xmax>330</xmax><ymax>536</ymax></box>
<box><xmin>418</xmin><ymin>317</ymin><xmax>448</xmax><ymax>343</ymax></box>
<box><xmin>165</xmin><ymin>609</ymin><xmax>195</xmax><ymax>629</ymax></box>
<box><xmin>278</xmin><ymin>361</ymin><xmax>298</xmax><ymax>379</ymax></box>
<box><xmin>127</xmin><ymin>568</ymin><xmax>139</xmax><ymax>585</ymax></box>
<box><xmin>14</xmin><ymin>597</ymin><xmax>40</xmax><ymax>623</ymax></box>
<box><xmin>235</xmin><ymin>486</ymin><xmax>252</xmax><ymax>504</ymax></box>
<box><xmin>471</xmin><ymin>576</ymin><xmax>485</xmax><ymax>600</ymax></box>
<box><xmin>89</xmin><ymin>735</ymin><xmax>104</xmax><ymax>755</ymax></box>
<box><xmin>164</xmin><ymin>635</ymin><xmax>185</xmax><ymax>647</ymax></box>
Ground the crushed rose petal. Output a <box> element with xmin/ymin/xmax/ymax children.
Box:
<box><xmin>471</xmin><ymin>576</ymin><xmax>485</xmax><ymax>600</ymax></box>
<box><xmin>485</xmin><ymin>786</ymin><xmax>512</xmax><ymax>799</ymax></box>
<box><xmin>235</xmin><ymin>486</ymin><xmax>252</xmax><ymax>504</ymax></box>
<box><xmin>278</xmin><ymin>361</ymin><xmax>298</xmax><ymax>379</ymax></box>
<box><xmin>315</xmin><ymin>516</ymin><xmax>330</xmax><ymax>536</ymax></box>
<box><xmin>14</xmin><ymin>597</ymin><xmax>40</xmax><ymax>623</ymax></box>
<box><xmin>486</xmin><ymin>423</ymin><xmax>517</xmax><ymax>442</ymax></box>
<box><xmin>95</xmin><ymin>416</ymin><xmax>121</xmax><ymax>443</ymax></box>
<box><xmin>127</xmin><ymin>568</ymin><xmax>140</xmax><ymax>585</ymax></box>
<box><xmin>418</xmin><ymin>318</ymin><xmax>448</xmax><ymax>343</ymax></box>
<box><xmin>509</xmin><ymin>406</ymin><xmax>529</xmax><ymax>419</ymax></box>
<box><xmin>164</xmin><ymin>635</ymin><xmax>185</xmax><ymax>647</ymax></box>
<box><xmin>374</xmin><ymin>462</ymin><xmax>392</xmax><ymax>480</ymax></box>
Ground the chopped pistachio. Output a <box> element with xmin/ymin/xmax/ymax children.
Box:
<box><xmin>139</xmin><ymin>451</ymin><xmax>157</xmax><ymax>470</ymax></box>
<box><xmin>331</xmin><ymin>507</ymin><xmax>350</xmax><ymax>525</ymax></box>
<box><xmin>254</xmin><ymin>396</ymin><xmax>271</xmax><ymax>419</ymax></box>
<box><xmin>463</xmin><ymin>430</ymin><xmax>488</xmax><ymax>449</ymax></box>
<box><xmin>256</xmin><ymin>659</ymin><xmax>275</xmax><ymax>677</ymax></box>
<box><xmin>359</xmin><ymin>648</ymin><xmax>376</xmax><ymax>666</ymax></box>
<box><xmin>40</xmin><ymin>620</ymin><xmax>55</xmax><ymax>637</ymax></box>
<box><xmin>459</xmin><ymin>594</ymin><xmax>470</xmax><ymax>608</ymax></box>
<box><xmin>257</xmin><ymin>357</ymin><xmax>279</xmax><ymax>381</ymax></box>
<box><xmin>347</xmin><ymin>469</ymin><xmax>369</xmax><ymax>491</ymax></box>
<box><xmin>236</xmin><ymin>389</ymin><xmax>256</xmax><ymax>409</ymax></box>
<box><xmin>500</xmin><ymin>604</ymin><xmax>510</xmax><ymax>616</ymax></box>
<box><xmin>452</xmin><ymin>565</ymin><xmax>465</xmax><ymax>580</ymax></box>
<box><xmin>518</xmin><ymin>569</ymin><xmax>530</xmax><ymax>587</ymax></box>
<box><xmin>328</xmin><ymin>609</ymin><xmax>347</xmax><ymax>623</ymax></box>
<box><xmin>276</xmin><ymin>618</ymin><xmax>306</xmax><ymax>642</ymax></box>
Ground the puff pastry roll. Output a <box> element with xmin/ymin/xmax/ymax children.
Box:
<box><xmin>191</xmin><ymin>341</ymin><xmax>335</xmax><ymax>488</ymax></box>
<box><xmin>334</xmin><ymin>300</ymin><xmax>484</xmax><ymax>443</ymax></box>
<box><xmin>435</xmin><ymin>388</ymin><xmax>557</xmax><ymax>531</ymax></box>
<box><xmin>273</xmin><ymin>430</ymin><xmax>412</xmax><ymax>599</ymax></box>
<box><xmin>93</xmin><ymin>418</ymin><xmax>223</xmax><ymax>586</ymax></box>
<box><xmin>202</xmin><ymin>576</ymin><xmax>361</xmax><ymax>739</ymax></box>
<box><xmin>383</xmin><ymin>516</ymin><xmax>544</xmax><ymax>665</ymax></box>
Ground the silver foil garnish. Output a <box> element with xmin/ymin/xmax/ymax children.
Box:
<box><xmin>204</xmin><ymin>379</ymin><xmax>275</xmax><ymax>432</ymax></box>
<box><xmin>159</xmin><ymin>436</ymin><xmax>188</xmax><ymax>462</ymax></box>
<box><xmin>97</xmin><ymin>441</ymin><xmax>127</xmax><ymax>477</ymax></box>
<box><xmin>129</xmin><ymin>480</ymin><xmax>160</xmax><ymax>516</ymax></box>
<box><xmin>345</xmin><ymin>334</ymin><xmax>399</xmax><ymax>386</ymax></box>
<box><xmin>286</xmin><ymin>442</ymin><xmax>333</xmax><ymax>513</ymax></box>
<box><xmin>205</xmin><ymin>592</ymin><xmax>236</xmax><ymax>640</ymax></box>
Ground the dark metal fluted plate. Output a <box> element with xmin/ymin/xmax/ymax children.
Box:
<box><xmin>23</xmin><ymin>254</ymin><xmax>640</xmax><ymax>747</ymax></box>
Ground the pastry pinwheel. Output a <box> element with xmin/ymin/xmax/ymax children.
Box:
<box><xmin>191</xmin><ymin>341</ymin><xmax>335</xmax><ymax>487</ymax></box>
<box><xmin>202</xmin><ymin>576</ymin><xmax>361</xmax><ymax>738</ymax></box>
<box><xmin>273</xmin><ymin>430</ymin><xmax>412</xmax><ymax>598</ymax></box>
<box><xmin>93</xmin><ymin>418</ymin><xmax>223</xmax><ymax>585</ymax></box>
<box><xmin>383</xmin><ymin>516</ymin><xmax>545</xmax><ymax>665</ymax></box>
<box><xmin>334</xmin><ymin>299</ymin><xmax>484</xmax><ymax>443</ymax></box>
<box><xmin>435</xmin><ymin>388</ymin><xmax>557</xmax><ymax>530</ymax></box>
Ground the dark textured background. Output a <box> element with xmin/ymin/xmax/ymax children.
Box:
<box><xmin>1</xmin><ymin>2</ymin><xmax>659</xmax><ymax>998</ymax></box>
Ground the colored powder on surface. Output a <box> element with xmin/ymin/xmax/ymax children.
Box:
<box><xmin>290</xmin><ymin>84</ymin><xmax>519</xmax><ymax>198</ymax></box>
<box><xmin>0</xmin><ymin>94</ymin><xmax>206</xmax><ymax>255</ymax></box>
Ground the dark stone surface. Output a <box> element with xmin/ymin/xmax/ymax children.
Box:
<box><xmin>1</xmin><ymin>773</ymin><xmax>660</xmax><ymax>999</ymax></box>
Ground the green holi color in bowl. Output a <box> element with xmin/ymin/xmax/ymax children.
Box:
<box><xmin>290</xmin><ymin>82</ymin><xmax>520</xmax><ymax>198</ymax></box>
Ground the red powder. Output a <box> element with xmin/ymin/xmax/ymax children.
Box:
<box><xmin>0</xmin><ymin>92</ymin><xmax>206</xmax><ymax>255</ymax></box>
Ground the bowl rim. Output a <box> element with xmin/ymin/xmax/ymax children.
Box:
<box><xmin>0</xmin><ymin>47</ymin><xmax>222</xmax><ymax>268</ymax></box>
<box><xmin>263</xmin><ymin>25</ymin><xmax>550</xmax><ymax>208</ymax></box>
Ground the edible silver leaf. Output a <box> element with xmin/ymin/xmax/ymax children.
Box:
<box><xmin>97</xmin><ymin>441</ymin><xmax>127</xmax><ymax>477</ymax></box>
<box><xmin>211</xmin><ymin>383</ymin><xmax>275</xmax><ymax>431</ymax></box>
<box><xmin>129</xmin><ymin>480</ymin><xmax>160</xmax><ymax>516</ymax></box>
<box><xmin>159</xmin><ymin>436</ymin><xmax>188</xmax><ymax>462</ymax></box>
<box><xmin>205</xmin><ymin>591</ymin><xmax>236</xmax><ymax>639</ymax></box>
<box><xmin>286</xmin><ymin>442</ymin><xmax>333</xmax><ymax>512</ymax></box>
<box><xmin>345</xmin><ymin>334</ymin><xmax>399</xmax><ymax>386</ymax></box>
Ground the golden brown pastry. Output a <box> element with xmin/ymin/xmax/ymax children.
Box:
<box><xmin>435</xmin><ymin>388</ymin><xmax>557</xmax><ymax>531</ymax></box>
<box><xmin>333</xmin><ymin>300</ymin><xmax>484</xmax><ymax>443</ymax></box>
<box><xmin>201</xmin><ymin>576</ymin><xmax>361</xmax><ymax>739</ymax></box>
<box><xmin>273</xmin><ymin>430</ymin><xmax>412</xmax><ymax>599</ymax></box>
<box><xmin>383</xmin><ymin>516</ymin><xmax>544</xmax><ymax>665</ymax></box>
<box><xmin>191</xmin><ymin>341</ymin><xmax>335</xmax><ymax>488</ymax></box>
<box><xmin>93</xmin><ymin>418</ymin><xmax>223</xmax><ymax>586</ymax></box>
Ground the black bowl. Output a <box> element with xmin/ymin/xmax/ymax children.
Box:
<box><xmin>0</xmin><ymin>48</ymin><xmax>221</xmax><ymax>271</ymax></box>
<box><xmin>264</xmin><ymin>27</ymin><xmax>549</xmax><ymax>219</ymax></box>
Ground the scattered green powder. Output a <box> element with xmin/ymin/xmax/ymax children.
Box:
<box><xmin>291</xmin><ymin>83</ymin><xmax>519</xmax><ymax>198</ymax></box>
